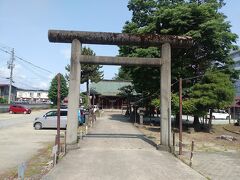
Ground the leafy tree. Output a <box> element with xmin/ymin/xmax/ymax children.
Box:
<box><xmin>0</xmin><ymin>97</ymin><xmax>7</xmax><ymax>104</ymax></box>
<box><xmin>80</xmin><ymin>92</ymin><xmax>88</xmax><ymax>107</ymax></box>
<box><xmin>113</xmin><ymin>68</ymin><xmax>132</xmax><ymax>80</ymax></box>
<box><xmin>189</xmin><ymin>70</ymin><xmax>235</xmax><ymax>128</ymax></box>
<box><xmin>48</xmin><ymin>74</ymin><xmax>68</xmax><ymax>105</ymax></box>
<box><xmin>151</xmin><ymin>98</ymin><xmax>160</xmax><ymax>109</ymax></box>
<box><xmin>118</xmin><ymin>0</ymin><xmax>238</xmax><ymax>95</ymax></box>
<box><xmin>172</xmin><ymin>93</ymin><xmax>196</xmax><ymax>116</ymax></box>
<box><xmin>65</xmin><ymin>47</ymin><xmax>103</xmax><ymax>105</ymax></box>
<box><xmin>171</xmin><ymin>71</ymin><xmax>234</xmax><ymax>129</ymax></box>
<box><xmin>118</xmin><ymin>85</ymin><xmax>136</xmax><ymax>114</ymax></box>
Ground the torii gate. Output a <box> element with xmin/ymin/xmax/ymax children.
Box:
<box><xmin>48</xmin><ymin>30</ymin><xmax>193</xmax><ymax>150</ymax></box>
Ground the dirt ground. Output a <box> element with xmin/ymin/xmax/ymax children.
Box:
<box><xmin>0</xmin><ymin>143</ymin><xmax>54</xmax><ymax>179</ymax></box>
<box><xmin>0</xmin><ymin>134</ymin><xmax>68</xmax><ymax>179</ymax></box>
<box><xmin>136</xmin><ymin>123</ymin><xmax>240</xmax><ymax>153</ymax></box>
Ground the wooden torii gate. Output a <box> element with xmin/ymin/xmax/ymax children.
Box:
<box><xmin>48</xmin><ymin>30</ymin><xmax>193</xmax><ymax>150</ymax></box>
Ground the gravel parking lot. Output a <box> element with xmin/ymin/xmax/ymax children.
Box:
<box><xmin>0</xmin><ymin>110</ymin><xmax>57</xmax><ymax>174</ymax></box>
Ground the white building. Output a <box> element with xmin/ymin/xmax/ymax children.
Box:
<box><xmin>16</xmin><ymin>89</ymin><xmax>49</xmax><ymax>103</ymax></box>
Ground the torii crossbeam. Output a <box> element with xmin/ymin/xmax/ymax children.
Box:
<box><xmin>48</xmin><ymin>30</ymin><xmax>193</xmax><ymax>151</ymax></box>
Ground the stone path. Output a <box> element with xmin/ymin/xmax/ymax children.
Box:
<box><xmin>44</xmin><ymin>112</ymin><xmax>205</xmax><ymax>180</ymax></box>
<box><xmin>193</xmin><ymin>152</ymin><xmax>240</xmax><ymax>180</ymax></box>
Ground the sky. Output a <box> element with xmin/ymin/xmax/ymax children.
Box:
<box><xmin>0</xmin><ymin>0</ymin><xmax>239</xmax><ymax>91</ymax></box>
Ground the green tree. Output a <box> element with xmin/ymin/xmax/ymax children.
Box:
<box><xmin>150</xmin><ymin>98</ymin><xmax>160</xmax><ymax>109</ymax></box>
<box><xmin>118</xmin><ymin>0</ymin><xmax>238</xmax><ymax>94</ymax></box>
<box><xmin>48</xmin><ymin>74</ymin><xmax>68</xmax><ymax>105</ymax></box>
<box><xmin>65</xmin><ymin>47</ymin><xmax>103</xmax><ymax>105</ymax></box>
<box><xmin>118</xmin><ymin>85</ymin><xmax>136</xmax><ymax>114</ymax></box>
<box><xmin>80</xmin><ymin>92</ymin><xmax>88</xmax><ymax>107</ymax></box>
<box><xmin>113</xmin><ymin>68</ymin><xmax>132</xmax><ymax>80</ymax></box>
<box><xmin>0</xmin><ymin>97</ymin><xmax>7</xmax><ymax>104</ymax></box>
<box><xmin>190</xmin><ymin>70</ymin><xmax>235</xmax><ymax>128</ymax></box>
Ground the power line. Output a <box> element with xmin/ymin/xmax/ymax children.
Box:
<box><xmin>0</xmin><ymin>47</ymin><xmax>52</xmax><ymax>74</ymax></box>
<box><xmin>16</xmin><ymin>60</ymin><xmax>51</xmax><ymax>80</ymax></box>
<box><xmin>13</xmin><ymin>80</ymin><xmax>43</xmax><ymax>90</ymax></box>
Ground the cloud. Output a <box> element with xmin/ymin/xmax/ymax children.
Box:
<box><xmin>0</xmin><ymin>66</ymin><xmax>9</xmax><ymax>78</ymax></box>
<box><xmin>36</xmin><ymin>81</ymin><xmax>49</xmax><ymax>90</ymax></box>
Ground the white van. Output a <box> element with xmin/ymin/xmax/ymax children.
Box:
<box><xmin>33</xmin><ymin>109</ymin><xmax>67</xmax><ymax>130</ymax></box>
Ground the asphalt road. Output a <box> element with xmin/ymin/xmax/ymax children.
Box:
<box><xmin>0</xmin><ymin>110</ymin><xmax>48</xmax><ymax>129</ymax></box>
<box><xmin>0</xmin><ymin>110</ymin><xmax>57</xmax><ymax>174</ymax></box>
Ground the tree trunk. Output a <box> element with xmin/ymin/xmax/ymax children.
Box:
<box><xmin>208</xmin><ymin>109</ymin><xmax>213</xmax><ymax>132</ymax></box>
<box><xmin>193</xmin><ymin>115</ymin><xmax>200</xmax><ymax>131</ymax></box>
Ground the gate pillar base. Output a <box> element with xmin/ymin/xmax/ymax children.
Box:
<box><xmin>156</xmin><ymin>144</ymin><xmax>172</xmax><ymax>152</ymax></box>
<box><xmin>66</xmin><ymin>143</ymin><xmax>80</xmax><ymax>152</ymax></box>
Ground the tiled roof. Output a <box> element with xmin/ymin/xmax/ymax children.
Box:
<box><xmin>90</xmin><ymin>80</ymin><xmax>133</xmax><ymax>96</ymax></box>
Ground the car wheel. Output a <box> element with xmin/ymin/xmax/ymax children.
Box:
<box><xmin>212</xmin><ymin>116</ymin><xmax>215</xmax><ymax>119</ymax></box>
<box><xmin>34</xmin><ymin>123</ymin><xmax>42</xmax><ymax>130</ymax></box>
<box><xmin>9</xmin><ymin>110</ymin><xmax>13</xmax><ymax>114</ymax></box>
<box><xmin>226</xmin><ymin>116</ymin><xmax>229</xmax><ymax>120</ymax></box>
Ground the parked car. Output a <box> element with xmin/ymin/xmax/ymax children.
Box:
<box><xmin>207</xmin><ymin>109</ymin><xmax>230</xmax><ymax>119</ymax></box>
<box><xmin>33</xmin><ymin>108</ymin><xmax>86</xmax><ymax>130</ymax></box>
<box><xmin>33</xmin><ymin>109</ymin><xmax>68</xmax><ymax>130</ymax></box>
<box><xmin>9</xmin><ymin>104</ymin><xmax>31</xmax><ymax>114</ymax></box>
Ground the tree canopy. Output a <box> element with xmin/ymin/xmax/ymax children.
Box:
<box><xmin>118</xmin><ymin>0</ymin><xmax>238</xmax><ymax>95</ymax></box>
<box><xmin>171</xmin><ymin>70</ymin><xmax>235</xmax><ymax>119</ymax></box>
<box><xmin>190</xmin><ymin>70</ymin><xmax>235</xmax><ymax>114</ymax></box>
<box><xmin>65</xmin><ymin>47</ymin><xmax>103</xmax><ymax>84</ymax></box>
<box><xmin>48</xmin><ymin>74</ymin><xmax>68</xmax><ymax>105</ymax></box>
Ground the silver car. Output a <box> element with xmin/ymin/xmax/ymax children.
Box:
<box><xmin>33</xmin><ymin>109</ymin><xmax>67</xmax><ymax>130</ymax></box>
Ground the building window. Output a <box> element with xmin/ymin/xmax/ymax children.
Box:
<box><xmin>37</xmin><ymin>93</ymin><xmax>41</xmax><ymax>97</ymax></box>
<box><xmin>30</xmin><ymin>92</ymin><xmax>33</xmax><ymax>97</ymax></box>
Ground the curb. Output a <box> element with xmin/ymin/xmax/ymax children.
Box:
<box><xmin>223</xmin><ymin>127</ymin><xmax>240</xmax><ymax>135</ymax></box>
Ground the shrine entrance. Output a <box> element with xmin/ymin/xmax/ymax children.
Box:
<box><xmin>48</xmin><ymin>30</ymin><xmax>192</xmax><ymax>149</ymax></box>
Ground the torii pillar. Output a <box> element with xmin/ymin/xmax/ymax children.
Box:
<box><xmin>66</xmin><ymin>39</ymin><xmax>81</xmax><ymax>145</ymax></box>
<box><xmin>160</xmin><ymin>43</ymin><xmax>171</xmax><ymax>149</ymax></box>
<box><xmin>48</xmin><ymin>30</ymin><xmax>193</xmax><ymax>151</ymax></box>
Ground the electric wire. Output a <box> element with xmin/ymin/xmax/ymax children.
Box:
<box><xmin>0</xmin><ymin>47</ymin><xmax>52</xmax><ymax>74</ymax></box>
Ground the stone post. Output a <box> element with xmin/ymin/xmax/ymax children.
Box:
<box><xmin>66</xmin><ymin>39</ymin><xmax>81</xmax><ymax>146</ymax></box>
<box><xmin>139</xmin><ymin>112</ymin><xmax>144</xmax><ymax>125</ymax></box>
<box><xmin>160</xmin><ymin>43</ymin><xmax>171</xmax><ymax>149</ymax></box>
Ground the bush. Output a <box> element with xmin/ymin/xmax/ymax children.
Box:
<box><xmin>0</xmin><ymin>97</ymin><xmax>7</xmax><ymax>104</ymax></box>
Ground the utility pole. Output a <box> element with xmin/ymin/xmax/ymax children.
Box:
<box><xmin>8</xmin><ymin>48</ymin><xmax>15</xmax><ymax>104</ymax></box>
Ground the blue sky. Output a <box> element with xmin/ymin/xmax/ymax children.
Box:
<box><xmin>0</xmin><ymin>0</ymin><xmax>239</xmax><ymax>91</ymax></box>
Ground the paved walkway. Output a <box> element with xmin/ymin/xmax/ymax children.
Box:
<box><xmin>44</xmin><ymin>112</ymin><xmax>205</xmax><ymax>180</ymax></box>
<box><xmin>193</xmin><ymin>152</ymin><xmax>240</xmax><ymax>180</ymax></box>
